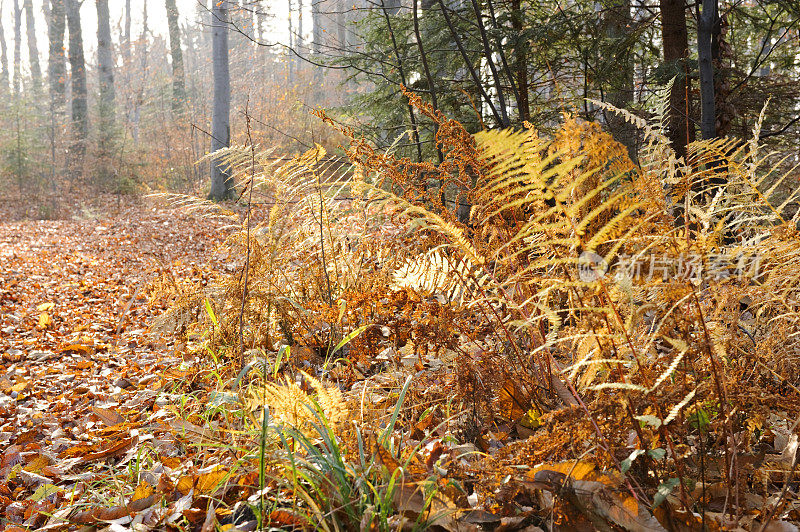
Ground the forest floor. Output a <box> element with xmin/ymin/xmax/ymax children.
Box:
<box><xmin>3</xmin><ymin>192</ymin><xmax>800</xmax><ymax>532</ymax></box>
<box><xmin>0</xmin><ymin>198</ymin><xmax>240</xmax><ymax>530</ymax></box>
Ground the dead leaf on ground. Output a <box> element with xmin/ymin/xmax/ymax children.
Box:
<box><xmin>90</xmin><ymin>406</ymin><xmax>125</xmax><ymax>426</ymax></box>
<box><xmin>76</xmin><ymin>435</ymin><xmax>137</xmax><ymax>464</ymax></box>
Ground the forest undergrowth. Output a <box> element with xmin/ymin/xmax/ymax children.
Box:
<box><xmin>4</xmin><ymin>91</ymin><xmax>800</xmax><ymax>531</ymax></box>
<box><xmin>141</xmin><ymin>88</ymin><xmax>800</xmax><ymax>531</ymax></box>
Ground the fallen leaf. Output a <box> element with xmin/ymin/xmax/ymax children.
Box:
<box><xmin>38</xmin><ymin>312</ymin><xmax>53</xmax><ymax>329</ymax></box>
<box><xmin>132</xmin><ymin>482</ymin><xmax>154</xmax><ymax>502</ymax></box>
<box><xmin>177</xmin><ymin>475</ymin><xmax>195</xmax><ymax>495</ymax></box>
<box><xmin>58</xmin><ymin>343</ymin><xmax>95</xmax><ymax>356</ymax></box>
<box><xmin>70</xmin><ymin>493</ymin><xmax>160</xmax><ymax>524</ymax></box>
<box><xmin>77</xmin><ymin>435</ymin><xmax>136</xmax><ymax>464</ymax></box>
<box><xmin>91</xmin><ymin>406</ymin><xmax>125</xmax><ymax>426</ymax></box>
<box><xmin>29</xmin><ymin>484</ymin><xmax>61</xmax><ymax>502</ymax></box>
<box><xmin>197</xmin><ymin>468</ymin><xmax>228</xmax><ymax>493</ymax></box>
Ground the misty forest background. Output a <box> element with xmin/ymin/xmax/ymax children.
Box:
<box><xmin>0</xmin><ymin>0</ymin><xmax>797</xmax><ymax>214</ymax></box>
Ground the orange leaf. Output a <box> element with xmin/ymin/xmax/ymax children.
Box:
<box><xmin>59</xmin><ymin>343</ymin><xmax>95</xmax><ymax>356</ymax></box>
<box><xmin>10</xmin><ymin>381</ymin><xmax>29</xmax><ymax>393</ymax></box>
<box><xmin>23</xmin><ymin>456</ymin><xmax>50</xmax><ymax>474</ymax></box>
<box><xmin>70</xmin><ymin>493</ymin><xmax>159</xmax><ymax>524</ymax></box>
<box><xmin>177</xmin><ymin>475</ymin><xmax>195</xmax><ymax>495</ymax></box>
<box><xmin>268</xmin><ymin>510</ymin><xmax>309</xmax><ymax>528</ymax></box>
<box><xmin>77</xmin><ymin>436</ymin><xmax>136</xmax><ymax>464</ymax></box>
<box><xmin>197</xmin><ymin>469</ymin><xmax>228</xmax><ymax>493</ymax></box>
<box><xmin>373</xmin><ymin>439</ymin><xmax>401</xmax><ymax>475</ymax></box>
<box><xmin>495</xmin><ymin>379</ymin><xmax>531</xmax><ymax>423</ymax></box>
<box><xmin>91</xmin><ymin>406</ymin><xmax>125</xmax><ymax>427</ymax></box>
<box><xmin>161</xmin><ymin>456</ymin><xmax>182</xmax><ymax>469</ymax></box>
<box><xmin>132</xmin><ymin>482</ymin><xmax>154</xmax><ymax>502</ymax></box>
<box><xmin>74</xmin><ymin>359</ymin><xmax>93</xmax><ymax>370</ymax></box>
<box><xmin>38</xmin><ymin>312</ymin><xmax>53</xmax><ymax>329</ymax></box>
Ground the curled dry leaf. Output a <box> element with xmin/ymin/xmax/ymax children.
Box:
<box><xmin>76</xmin><ymin>435</ymin><xmax>137</xmax><ymax>464</ymax></box>
<box><xmin>69</xmin><ymin>493</ymin><xmax>161</xmax><ymax>525</ymax></box>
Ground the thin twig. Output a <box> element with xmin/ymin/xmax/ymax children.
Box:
<box><xmin>238</xmin><ymin>97</ymin><xmax>256</xmax><ymax>373</ymax></box>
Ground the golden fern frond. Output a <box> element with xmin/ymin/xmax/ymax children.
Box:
<box><xmin>400</xmin><ymin>203</ymin><xmax>485</xmax><ymax>266</ymax></box>
<box><xmin>302</xmin><ymin>371</ymin><xmax>350</xmax><ymax>426</ymax></box>
<box><xmin>474</xmin><ymin>125</ymin><xmax>640</xmax><ymax>275</ymax></box>
<box><xmin>247</xmin><ymin>371</ymin><xmax>349</xmax><ymax>431</ymax></box>
<box><xmin>391</xmin><ymin>248</ymin><xmax>490</xmax><ymax>306</ymax></box>
<box><xmin>148</xmin><ymin>192</ymin><xmax>238</xmax><ymax>220</ymax></box>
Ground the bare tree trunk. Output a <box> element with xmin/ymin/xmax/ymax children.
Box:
<box><xmin>379</xmin><ymin>0</ymin><xmax>422</xmax><ymax>161</ymax></box>
<box><xmin>121</xmin><ymin>0</ymin><xmax>132</xmax><ymax>136</ymax></box>
<box><xmin>132</xmin><ymin>2</ymin><xmax>148</xmax><ymax>143</ymax></box>
<box><xmin>123</xmin><ymin>0</ymin><xmax>131</xmax><ymax>65</ymax></box>
<box><xmin>209</xmin><ymin>0</ymin><xmax>232</xmax><ymax>200</ymax></box>
<box><xmin>47</xmin><ymin>0</ymin><xmax>67</xmax><ymax>193</ymax></box>
<box><xmin>605</xmin><ymin>0</ymin><xmax>636</xmax><ymax>157</ymax></box>
<box><xmin>0</xmin><ymin>1</ymin><xmax>9</xmax><ymax>90</ymax></box>
<box><xmin>509</xmin><ymin>0</ymin><xmax>529</xmax><ymax>122</ymax></box>
<box><xmin>311</xmin><ymin>0</ymin><xmax>321</xmax><ymax>85</ymax></box>
<box><xmin>255</xmin><ymin>0</ymin><xmax>265</xmax><ymax>42</ymax></box>
<box><xmin>413</xmin><ymin>0</ymin><xmax>443</xmax><ymax>163</ymax></box>
<box><xmin>96</xmin><ymin>0</ymin><xmax>115</xmax><ymax>184</ymax></box>
<box><xmin>165</xmin><ymin>0</ymin><xmax>186</xmax><ymax>113</ymax></box>
<box><xmin>287</xmin><ymin>0</ymin><xmax>294</xmax><ymax>83</ymax></box>
<box><xmin>660</xmin><ymin>0</ymin><xmax>690</xmax><ymax>160</ymax></box>
<box><xmin>297</xmin><ymin>0</ymin><xmax>304</xmax><ymax>54</ymax></box>
<box><xmin>48</xmin><ymin>0</ymin><xmax>66</xmax><ymax>110</ymax></box>
<box><xmin>66</xmin><ymin>0</ymin><xmax>88</xmax><ymax>168</ymax></box>
<box><xmin>96</xmin><ymin>0</ymin><xmax>115</xmax><ymax>129</ymax></box>
<box><xmin>13</xmin><ymin>0</ymin><xmax>21</xmax><ymax>93</ymax></box>
<box><xmin>698</xmin><ymin>0</ymin><xmax>717</xmax><ymax>140</ymax></box>
<box><xmin>336</xmin><ymin>0</ymin><xmax>346</xmax><ymax>50</ymax></box>
<box><xmin>312</xmin><ymin>0</ymin><xmax>324</xmax><ymax>52</ymax></box>
<box><xmin>435</xmin><ymin>0</ymin><xmax>505</xmax><ymax>127</ymax></box>
<box><xmin>468</xmin><ymin>0</ymin><xmax>510</xmax><ymax>127</ymax></box>
<box><xmin>23</xmin><ymin>0</ymin><xmax>41</xmax><ymax>90</ymax></box>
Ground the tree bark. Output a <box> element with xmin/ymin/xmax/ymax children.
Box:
<box><xmin>123</xmin><ymin>0</ymin><xmax>131</xmax><ymax>65</ymax></box>
<box><xmin>436</xmin><ymin>0</ymin><xmax>505</xmax><ymax>127</ymax></box>
<box><xmin>0</xmin><ymin>4</ymin><xmax>9</xmax><ymax>90</ymax></box>
<box><xmin>380</xmin><ymin>0</ymin><xmax>422</xmax><ymax>161</ymax></box>
<box><xmin>165</xmin><ymin>0</ymin><xmax>186</xmax><ymax>113</ymax></box>
<box><xmin>509</xmin><ymin>0</ymin><xmax>529</xmax><ymax>122</ymax></box>
<box><xmin>66</xmin><ymin>0</ymin><xmax>88</xmax><ymax>164</ymax></box>
<box><xmin>96</xmin><ymin>0</ymin><xmax>115</xmax><ymax>130</ymax></box>
<box><xmin>698</xmin><ymin>0</ymin><xmax>717</xmax><ymax>140</ymax></box>
<box><xmin>23</xmin><ymin>0</ymin><xmax>41</xmax><ymax>90</ymax></box>
<box><xmin>287</xmin><ymin>0</ymin><xmax>294</xmax><ymax>83</ymax></box>
<box><xmin>297</xmin><ymin>0</ymin><xmax>304</xmax><ymax>54</ymax></box>
<box><xmin>13</xmin><ymin>0</ymin><xmax>21</xmax><ymax>93</ymax></box>
<box><xmin>255</xmin><ymin>1</ymin><xmax>265</xmax><ymax>42</ymax></box>
<box><xmin>605</xmin><ymin>0</ymin><xmax>636</xmax><ymax>157</ymax></box>
<box><xmin>132</xmin><ymin>2</ymin><xmax>148</xmax><ymax>143</ymax></box>
<box><xmin>48</xmin><ymin>0</ymin><xmax>66</xmax><ymax>111</ymax></box>
<box><xmin>209</xmin><ymin>0</ymin><xmax>232</xmax><ymax>201</ymax></box>
<box><xmin>336</xmin><ymin>0</ymin><xmax>346</xmax><ymax>50</ymax></box>
<box><xmin>469</xmin><ymin>0</ymin><xmax>510</xmax><ymax>127</ymax></box>
<box><xmin>312</xmin><ymin>0</ymin><xmax>322</xmax><ymax>61</ymax></box>
<box><xmin>413</xmin><ymin>0</ymin><xmax>443</xmax><ymax>163</ymax></box>
<box><xmin>659</xmin><ymin>0</ymin><xmax>690</xmax><ymax>159</ymax></box>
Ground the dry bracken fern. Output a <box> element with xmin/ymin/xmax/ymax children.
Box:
<box><xmin>246</xmin><ymin>371</ymin><xmax>349</xmax><ymax>433</ymax></box>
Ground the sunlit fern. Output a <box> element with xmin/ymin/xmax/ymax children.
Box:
<box><xmin>245</xmin><ymin>371</ymin><xmax>349</xmax><ymax>434</ymax></box>
<box><xmin>391</xmin><ymin>247</ymin><xmax>491</xmax><ymax>306</ymax></box>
